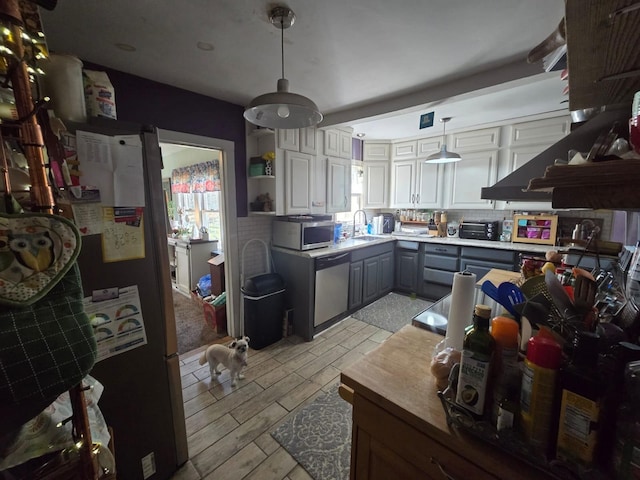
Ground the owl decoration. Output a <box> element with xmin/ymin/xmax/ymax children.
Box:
<box><xmin>0</xmin><ymin>213</ymin><xmax>80</xmax><ymax>306</ymax></box>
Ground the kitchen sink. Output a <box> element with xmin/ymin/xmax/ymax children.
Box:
<box><xmin>351</xmin><ymin>235</ymin><xmax>382</xmax><ymax>242</ymax></box>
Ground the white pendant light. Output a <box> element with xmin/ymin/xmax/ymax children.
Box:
<box><xmin>425</xmin><ymin>117</ymin><xmax>461</xmax><ymax>163</ymax></box>
<box><xmin>244</xmin><ymin>7</ymin><xmax>322</xmax><ymax>129</ymax></box>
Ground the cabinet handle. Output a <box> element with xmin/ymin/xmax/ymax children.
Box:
<box><xmin>416</xmin><ymin>194</ymin><xmax>420</xmax><ymax>203</ymax></box>
<box><xmin>435</xmin><ymin>248</ymin><xmax>447</xmax><ymax>253</ymax></box>
<box><xmin>430</xmin><ymin>457</ymin><xmax>458</xmax><ymax>480</ymax></box>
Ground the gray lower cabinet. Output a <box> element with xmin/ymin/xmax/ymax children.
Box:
<box><xmin>349</xmin><ymin>260</ymin><xmax>364</xmax><ymax>310</ymax></box>
<box><xmin>349</xmin><ymin>243</ymin><xmax>395</xmax><ymax>310</ymax></box>
<box><xmin>395</xmin><ymin>241</ymin><xmax>420</xmax><ymax>294</ymax></box>
<box><xmin>459</xmin><ymin>246</ymin><xmax>516</xmax><ymax>280</ymax></box>
<box><xmin>421</xmin><ymin>243</ymin><xmax>460</xmax><ymax>301</ymax></box>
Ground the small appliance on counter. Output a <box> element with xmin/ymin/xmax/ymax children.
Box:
<box><xmin>458</xmin><ymin>220</ymin><xmax>499</xmax><ymax>241</ymax></box>
<box><xmin>382</xmin><ymin>213</ymin><xmax>395</xmax><ymax>233</ymax></box>
<box><xmin>272</xmin><ymin>215</ymin><xmax>334</xmax><ymax>251</ymax></box>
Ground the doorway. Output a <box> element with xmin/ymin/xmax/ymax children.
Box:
<box><xmin>157</xmin><ymin>129</ymin><xmax>240</xmax><ymax>354</ymax></box>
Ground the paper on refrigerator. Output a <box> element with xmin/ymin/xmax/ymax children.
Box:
<box><xmin>76</xmin><ymin>130</ymin><xmax>145</xmax><ymax>206</ymax></box>
<box><xmin>83</xmin><ymin>285</ymin><xmax>148</xmax><ymax>362</ymax></box>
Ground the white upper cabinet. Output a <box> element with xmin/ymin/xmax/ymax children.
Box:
<box><xmin>390</xmin><ymin>160</ymin><xmax>417</xmax><ymax>208</ymax></box>
<box><xmin>363</xmin><ymin>161</ymin><xmax>389</xmax><ymax>209</ymax></box>
<box><xmin>509</xmin><ymin>116</ymin><xmax>570</xmax><ymax>147</ymax></box>
<box><xmin>450</xmin><ymin>127</ymin><xmax>500</xmax><ymax>153</ymax></box>
<box><xmin>323</xmin><ymin>128</ymin><xmax>353</xmax><ymax>159</ymax></box>
<box><xmin>277</xmin><ymin>129</ymin><xmax>299</xmax><ymax>151</ymax></box>
<box><xmin>445</xmin><ymin>150</ymin><xmax>498</xmax><ymax>209</ymax></box>
<box><xmin>417</xmin><ymin>137</ymin><xmax>441</xmax><ymax>156</ymax></box>
<box><xmin>339</xmin><ymin>130</ymin><xmax>353</xmax><ymax>159</ymax></box>
<box><xmin>284</xmin><ymin>150</ymin><xmax>312</xmax><ymax>214</ymax></box>
<box><xmin>363</xmin><ymin>142</ymin><xmax>391</xmax><ymax>161</ymax></box>
<box><xmin>326</xmin><ymin>156</ymin><xmax>351</xmax><ymax>213</ymax></box>
<box><xmin>414</xmin><ymin>161</ymin><xmax>443</xmax><ymax>208</ymax></box>
<box><xmin>299</xmin><ymin>126</ymin><xmax>318</xmax><ymax>155</ymax></box>
<box><xmin>392</xmin><ymin>140</ymin><xmax>418</xmax><ymax>159</ymax></box>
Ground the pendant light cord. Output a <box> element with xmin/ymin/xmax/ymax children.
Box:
<box><xmin>280</xmin><ymin>15</ymin><xmax>285</xmax><ymax>79</ymax></box>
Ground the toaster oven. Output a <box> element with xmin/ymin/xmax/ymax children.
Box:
<box><xmin>458</xmin><ymin>221</ymin><xmax>499</xmax><ymax>241</ymax></box>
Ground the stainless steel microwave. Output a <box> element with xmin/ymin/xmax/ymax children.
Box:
<box><xmin>272</xmin><ymin>216</ymin><xmax>334</xmax><ymax>251</ymax></box>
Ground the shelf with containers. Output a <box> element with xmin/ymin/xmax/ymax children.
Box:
<box><xmin>247</xmin><ymin>127</ymin><xmax>277</xmax><ymax>215</ymax></box>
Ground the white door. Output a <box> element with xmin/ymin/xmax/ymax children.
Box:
<box><xmin>447</xmin><ymin>150</ymin><xmax>498</xmax><ymax>209</ymax></box>
<box><xmin>502</xmin><ymin>144</ymin><xmax>554</xmax><ymax>212</ymax></box>
<box><xmin>363</xmin><ymin>161</ymin><xmax>389</xmax><ymax>209</ymax></box>
<box><xmin>390</xmin><ymin>160</ymin><xmax>415</xmax><ymax>208</ymax></box>
<box><xmin>284</xmin><ymin>150</ymin><xmax>312</xmax><ymax>214</ymax></box>
<box><xmin>415</xmin><ymin>161</ymin><xmax>443</xmax><ymax>208</ymax></box>
<box><xmin>326</xmin><ymin>156</ymin><xmax>351</xmax><ymax>213</ymax></box>
<box><xmin>175</xmin><ymin>245</ymin><xmax>190</xmax><ymax>294</ymax></box>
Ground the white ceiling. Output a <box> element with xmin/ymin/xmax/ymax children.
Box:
<box><xmin>37</xmin><ymin>0</ymin><xmax>568</xmax><ymax>140</ymax></box>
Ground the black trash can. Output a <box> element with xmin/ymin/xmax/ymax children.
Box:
<box><xmin>242</xmin><ymin>273</ymin><xmax>286</xmax><ymax>350</ymax></box>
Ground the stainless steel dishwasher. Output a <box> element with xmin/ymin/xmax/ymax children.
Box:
<box><xmin>314</xmin><ymin>252</ymin><xmax>351</xmax><ymax>327</ymax></box>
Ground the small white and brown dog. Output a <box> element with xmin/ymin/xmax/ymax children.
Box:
<box><xmin>199</xmin><ymin>336</ymin><xmax>250</xmax><ymax>386</ymax></box>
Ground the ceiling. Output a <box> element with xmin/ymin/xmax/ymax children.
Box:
<box><xmin>37</xmin><ymin>0</ymin><xmax>568</xmax><ymax>140</ymax></box>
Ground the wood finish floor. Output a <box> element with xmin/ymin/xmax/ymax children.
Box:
<box><xmin>170</xmin><ymin>316</ymin><xmax>392</xmax><ymax>480</ymax></box>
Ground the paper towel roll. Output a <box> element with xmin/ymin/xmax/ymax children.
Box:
<box><xmin>445</xmin><ymin>271</ymin><xmax>477</xmax><ymax>351</ymax></box>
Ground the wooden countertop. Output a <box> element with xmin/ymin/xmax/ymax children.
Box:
<box><xmin>340</xmin><ymin>325</ymin><xmax>553</xmax><ymax>480</ymax></box>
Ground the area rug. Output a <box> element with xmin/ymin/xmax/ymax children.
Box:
<box><xmin>173</xmin><ymin>290</ymin><xmax>225</xmax><ymax>354</ymax></box>
<box><xmin>351</xmin><ymin>292</ymin><xmax>433</xmax><ymax>333</ymax></box>
<box><xmin>272</xmin><ymin>387</ymin><xmax>352</xmax><ymax>480</ymax></box>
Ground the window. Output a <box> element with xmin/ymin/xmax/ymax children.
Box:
<box><xmin>336</xmin><ymin>163</ymin><xmax>363</xmax><ymax>223</ymax></box>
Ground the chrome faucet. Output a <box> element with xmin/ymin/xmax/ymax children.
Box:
<box><xmin>353</xmin><ymin>209</ymin><xmax>367</xmax><ymax>238</ymax></box>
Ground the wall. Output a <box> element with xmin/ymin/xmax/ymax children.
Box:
<box><xmin>83</xmin><ymin>62</ymin><xmax>249</xmax><ymax>216</ymax></box>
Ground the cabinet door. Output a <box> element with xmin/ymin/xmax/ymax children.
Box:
<box><xmin>349</xmin><ymin>260</ymin><xmax>364</xmax><ymax>310</ymax></box>
<box><xmin>501</xmin><ymin>144</ymin><xmax>554</xmax><ymax>212</ymax></box>
<box><xmin>277</xmin><ymin>128</ymin><xmax>299</xmax><ymax>151</ymax></box>
<box><xmin>175</xmin><ymin>246</ymin><xmax>190</xmax><ymax>294</ymax></box>
<box><xmin>390</xmin><ymin>160</ymin><xmax>415</xmax><ymax>208</ymax></box>
<box><xmin>311</xmin><ymin>155</ymin><xmax>327</xmax><ymax>214</ymax></box>
<box><xmin>378</xmin><ymin>252</ymin><xmax>394</xmax><ymax>294</ymax></box>
<box><xmin>324</xmin><ymin>129</ymin><xmax>340</xmax><ymax>157</ymax></box>
<box><xmin>417</xmin><ymin>137</ymin><xmax>441</xmax><ymax>157</ymax></box>
<box><xmin>363</xmin><ymin>161</ymin><xmax>389</xmax><ymax>209</ymax></box>
<box><xmin>363</xmin><ymin>142</ymin><xmax>391</xmax><ymax>161</ymax></box>
<box><xmin>509</xmin><ymin>116</ymin><xmax>570</xmax><ymax>147</ymax></box>
<box><xmin>326</xmin><ymin>156</ymin><xmax>351</xmax><ymax>213</ymax></box>
<box><xmin>450</xmin><ymin>126</ymin><xmax>500</xmax><ymax>153</ymax></box>
<box><xmin>299</xmin><ymin>126</ymin><xmax>317</xmax><ymax>154</ymax></box>
<box><xmin>284</xmin><ymin>150</ymin><xmax>312</xmax><ymax>214</ymax></box>
<box><xmin>414</xmin><ymin>161</ymin><xmax>443</xmax><ymax>208</ymax></box>
<box><xmin>339</xmin><ymin>130</ymin><xmax>353</xmax><ymax>159</ymax></box>
<box><xmin>363</xmin><ymin>256</ymin><xmax>380</xmax><ymax>305</ymax></box>
<box><xmin>392</xmin><ymin>140</ymin><xmax>418</xmax><ymax>159</ymax></box>
<box><xmin>460</xmin><ymin>258</ymin><xmax>515</xmax><ymax>281</ymax></box>
<box><xmin>395</xmin><ymin>250</ymin><xmax>419</xmax><ymax>293</ymax></box>
<box><xmin>446</xmin><ymin>150</ymin><xmax>498</xmax><ymax>209</ymax></box>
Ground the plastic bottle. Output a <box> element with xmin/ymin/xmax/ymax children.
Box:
<box><xmin>490</xmin><ymin>316</ymin><xmax>520</xmax><ymax>425</ymax></box>
<box><xmin>519</xmin><ymin>327</ymin><xmax>562</xmax><ymax>454</ymax></box>
<box><xmin>456</xmin><ymin>304</ymin><xmax>495</xmax><ymax>419</ymax></box>
<box><xmin>556</xmin><ymin>331</ymin><xmax>602</xmax><ymax>468</ymax></box>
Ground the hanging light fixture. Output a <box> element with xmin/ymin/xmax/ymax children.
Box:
<box><xmin>244</xmin><ymin>6</ymin><xmax>322</xmax><ymax>129</ymax></box>
<box><xmin>425</xmin><ymin>117</ymin><xmax>461</xmax><ymax>163</ymax></box>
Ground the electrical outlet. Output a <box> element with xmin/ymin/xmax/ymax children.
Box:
<box><xmin>141</xmin><ymin>452</ymin><xmax>156</xmax><ymax>479</ymax></box>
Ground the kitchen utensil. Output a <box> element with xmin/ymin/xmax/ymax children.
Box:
<box><xmin>573</xmin><ymin>273</ymin><xmax>597</xmax><ymax>315</ymax></box>
<box><xmin>545</xmin><ymin>270</ymin><xmax>577</xmax><ymax>318</ymax></box>
<box><xmin>498</xmin><ymin>282</ymin><xmax>525</xmax><ymax>320</ymax></box>
<box><xmin>481</xmin><ymin>280</ymin><xmax>501</xmax><ymax>303</ymax></box>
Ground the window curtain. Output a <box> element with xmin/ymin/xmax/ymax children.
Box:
<box><xmin>170</xmin><ymin>160</ymin><xmax>220</xmax><ymax>193</ymax></box>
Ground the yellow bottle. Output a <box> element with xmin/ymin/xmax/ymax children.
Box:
<box><xmin>519</xmin><ymin>328</ymin><xmax>562</xmax><ymax>454</ymax></box>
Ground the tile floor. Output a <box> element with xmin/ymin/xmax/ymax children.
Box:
<box><xmin>170</xmin><ymin>316</ymin><xmax>392</xmax><ymax>480</ymax></box>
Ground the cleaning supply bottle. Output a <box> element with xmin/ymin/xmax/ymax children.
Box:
<box><xmin>519</xmin><ymin>327</ymin><xmax>562</xmax><ymax>455</ymax></box>
<box><xmin>456</xmin><ymin>304</ymin><xmax>495</xmax><ymax>419</ymax></box>
<box><xmin>490</xmin><ymin>316</ymin><xmax>521</xmax><ymax>425</ymax></box>
<box><xmin>556</xmin><ymin>331</ymin><xmax>602</xmax><ymax>468</ymax></box>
